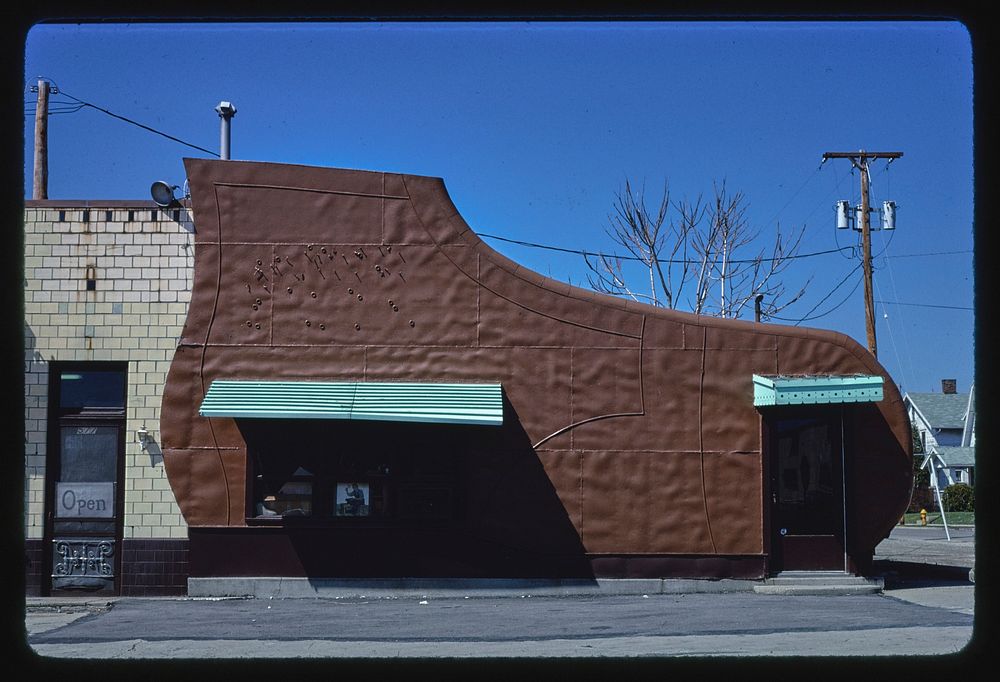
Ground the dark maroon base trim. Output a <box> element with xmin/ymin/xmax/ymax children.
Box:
<box><xmin>26</xmin><ymin>538</ymin><xmax>189</xmax><ymax>596</ymax></box>
<box><xmin>120</xmin><ymin>539</ymin><xmax>189</xmax><ymax>596</ymax></box>
<box><xmin>188</xmin><ymin>527</ymin><xmax>766</xmax><ymax>580</ymax></box>
<box><xmin>590</xmin><ymin>555</ymin><xmax>766</xmax><ymax>580</ymax></box>
<box><xmin>25</xmin><ymin>539</ymin><xmax>45</xmax><ymax>596</ymax></box>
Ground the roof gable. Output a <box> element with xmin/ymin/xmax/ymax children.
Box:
<box><xmin>936</xmin><ymin>446</ymin><xmax>976</xmax><ymax>468</ymax></box>
<box><xmin>905</xmin><ymin>392</ymin><xmax>969</xmax><ymax>430</ymax></box>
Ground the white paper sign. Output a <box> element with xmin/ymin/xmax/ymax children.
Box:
<box><xmin>55</xmin><ymin>482</ymin><xmax>115</xmax><ymax>518</ymax></box>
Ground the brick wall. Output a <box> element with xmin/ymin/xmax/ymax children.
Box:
<box><xmin>25</xmin><ymin>538</ymin><xmax>189</xmax><ymax>595</ymax></box>
<box><xmin>120</xmin><ymin>539</ymin><xmax>190</xmax><ymax>596</ymax></box>
<box><xmin>23</xmin><ymin>203</ymin><xmax>193</xmax><ymax>542</ymax></box>
<box><xmin>24</xmin><ymin>539</ymin><xmax>44</xmax><ymax>596</ymax></box>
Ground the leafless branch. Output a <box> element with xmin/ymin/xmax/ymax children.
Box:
<box><xmin>586</xmin><ymin>176</ymin><xmax>811</xmax><ymax>320</ymax></box>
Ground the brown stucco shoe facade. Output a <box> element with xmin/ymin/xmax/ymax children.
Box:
<box><xmin>161</xmin><ymin>158</ymin><xmax>912</xmax><ymax>581</ymax></box>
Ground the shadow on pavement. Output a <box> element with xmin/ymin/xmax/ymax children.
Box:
<box><xmin>874</xmin><ymin>559</ymin><xmax>974</xmax><ymax>589</ymax></box>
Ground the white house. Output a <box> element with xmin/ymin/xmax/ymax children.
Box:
<box><xmin>904</xmin><ymin>380</ymin><xmax>976</xmax><ymax>490</ymax></box>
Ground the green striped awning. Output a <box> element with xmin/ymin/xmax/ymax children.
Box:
<box><xmin>753</xmin><ymin>374</ymin><xmax>884</xmax><ymax>407</ymax></box>
<box><xmin>199</xmin><ymin>380</ymin><xmax>503</xmax><ymax>426</ymax></box>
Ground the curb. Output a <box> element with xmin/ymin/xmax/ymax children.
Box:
<box><xmin>185</xmin><ymin>577</ymin><xmax>759</xmax><ymax>599</ymax></box>
<box><xmin>873</xmin><ymin>560</ymin><xmax>975</xmax><ymax>585</ymax></box>
<box><xmin>24</xmin><ymin>598</ymin><xmax>116</xmax><ymax>613</ymax></box>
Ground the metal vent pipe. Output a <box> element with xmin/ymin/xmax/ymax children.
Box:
<box><xmin>215</xmin><ymin>101</ymin><xmax>237</xmax><ymax>160</ymax></box>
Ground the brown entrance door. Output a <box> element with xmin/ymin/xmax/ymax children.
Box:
<box><xmin>767</xmin><ymin>407</ymin><xmax>845</xmax><ymax>573</ymax></box>
<box><xmin>44</xmin><ymin>364</ymin><xmax>127</xmax><ymax>595</ymax></box>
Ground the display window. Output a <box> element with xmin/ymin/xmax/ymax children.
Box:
<box><xmin>256</xmin><ymin>467</ymin><xmax>314</xmax><ymax>517</ymax></box>
<box><xmin>245</xmin><ymin>421</ymin><xmax>458</xmax><ymax>525</ymax></box>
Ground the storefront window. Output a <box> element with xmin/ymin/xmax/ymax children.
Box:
<box><xmin>246</xmin><ymin>423</ymin><xmax>458</xmax><ymax>524</ymax></box>
<box><xmin>257</xmin><ymin>467</ymin><xmax>314</xmax><ymax>517</ymax></box>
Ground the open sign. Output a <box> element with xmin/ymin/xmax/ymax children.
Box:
<box><xmin>55</xmin><ymin>482</ymin><xmax>114</xmax><ymax>518</ymax></box>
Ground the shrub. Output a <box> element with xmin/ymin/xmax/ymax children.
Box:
<box><xmin>941</xmin><ymin>482</ymin><xmax>974</xmax><ymax>512</ymax></box>
<box><xmin>907</xmin><ymin>485</ymin><xmax>934</xmax><ymax>513</ymax></box>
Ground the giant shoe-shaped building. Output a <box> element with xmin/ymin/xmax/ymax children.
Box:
<box><xmin>161</xmin><ymin>158</ymin><xmax>912</xmax><ymax>583</ymax></box>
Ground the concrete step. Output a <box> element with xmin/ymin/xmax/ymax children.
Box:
<box><xmin>754</xmin><ymin>571</ymin><xmax>883</xmax><ymax>595</ymax></box>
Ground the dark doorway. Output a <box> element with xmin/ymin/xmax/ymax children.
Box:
<box><xmin>766</xmin><ymin>407</ymin><xmax>846</xmax><ymax>573</ymax></box>
<box><xmin>44</xmin><ymin>363</ymin><xmax>127</xmax><ymax>595</ymax></box>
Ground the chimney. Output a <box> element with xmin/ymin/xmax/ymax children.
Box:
<box><xmin>941</xmin><ymin>379</ymin><xmax>957</xmax><ymax>394</ymax></box>
<box><xmin>215</xmin><ymin>101</ymin><xmax>237</xmax><ymax>160</ymax></box>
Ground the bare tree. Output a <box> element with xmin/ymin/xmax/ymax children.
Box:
<box><xmin>586</xmin><ymin>178</ymin><xmax>810</xmax><ymax>320</ymax></box>
<box><xmin>584</xmin><ymin>179</ymin><xmax>699</xmax><ymax>309</ymax></box>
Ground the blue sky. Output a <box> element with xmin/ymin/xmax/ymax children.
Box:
<box><xmin>22</xmin><ymin>20</ymin><xmax>975</xmax><ymax>395</ymax></box>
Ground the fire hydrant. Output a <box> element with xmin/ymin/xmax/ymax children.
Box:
<box><xmin>920</xmin><ymin>508</ymin><xmax>928</xmax><ymax>526</ymax></box>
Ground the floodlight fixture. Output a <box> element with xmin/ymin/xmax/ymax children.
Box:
<box><xmin>150</xmin><ymin>181</ymin><xmax>180</xmax><ymax>207</ymax></box>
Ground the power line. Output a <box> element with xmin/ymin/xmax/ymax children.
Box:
<box><xmin>479</xmin><ymin>232</ymin><xmax>855</xmax><ymax>265</ymax></box>
<box><xmin>479</xmin><ymin>232</ymin><xmax>970</xmax><ymax>265</ymax></box>
<box><xmin>880</xmin><ymin>248</ymin><xmax>918</xmax><ymax>391</ymax></box>
<box><xmin>482</xmin><ymin>230</ymin><xmax>971</xmax><ymax>319</ymax></box>
<box><xmin>874</xmin><ymin>300</ymin><xmax>974</xmax><ymax>311</ymax></box>
<box><xmin>874</xmin><ymin>276</ymin><xmax>911</xmax><ymax>395</ymax></box>
<box><xmin>809</xmin><ymin>157</ymin><xmax>858</xmax><ymax>239</ymax></box>
<box><xmin>480</xmin><ymin>231</ymin><xmax>873</xmax><ymax>323</ymax></box>
<box><xmin>53</xmin><ymin>88</ymin><xmax>220</xmax><ymax>158</ymax></box>
<box><xmin>761</xmin><ymin>162</ymin><xmax>824</xmax><ymax>229</ymax></box>
<box><xmin>883</xmin><ymin>249</ymin><xmax>972</xmax><ymax>259</ymax></box>
<box><xmin>769</xmin><ymin>262</ymin><xmax>863</xmax><ymax>324</ymax></box>
<box><xmin>24</xmin><ymin>104</ymin><xmax>86</xmax><ymax>116</ymax></box>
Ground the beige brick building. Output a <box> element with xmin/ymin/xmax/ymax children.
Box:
<box><xmin>24</xmin><ymin>200</ymin><xmax>194</xmax><ymax>595</ymax></box>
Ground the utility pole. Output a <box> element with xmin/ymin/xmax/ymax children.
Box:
<box><xmin>31</xmin><ymin>78</ymin><xmax>56</xmax><ymax>199</ymax></box>
<box><xmin>822</xmin><ymin>150</ymin><xmax>903</xmax><ymax>358</ymax></box>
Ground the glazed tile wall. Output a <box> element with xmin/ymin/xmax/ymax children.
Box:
<box><xmin>23</xmin><ymin>206</ymin><xmax>193</xmax><ymax>540</ymax></box>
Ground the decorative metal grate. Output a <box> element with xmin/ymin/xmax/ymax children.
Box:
<box><xmin>51</xmin><ymin>538</ymin><xmax>115</xmax><ymax>579</ymax></box>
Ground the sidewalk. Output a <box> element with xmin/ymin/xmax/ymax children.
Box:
<box><xmin>872</xmin><ymin>524</ymin><xmax>975</xmax><ymax>583</ymax></box>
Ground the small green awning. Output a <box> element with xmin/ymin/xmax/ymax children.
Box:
<box><xmin>199</xmin><ymin>380</ymin><xmax>503</xmax><ymax>426</ymax></box>
<box><xmin>753</xmin><ymin>374</ymin><xmax>884</xmax><ymax>407</ymax></box>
